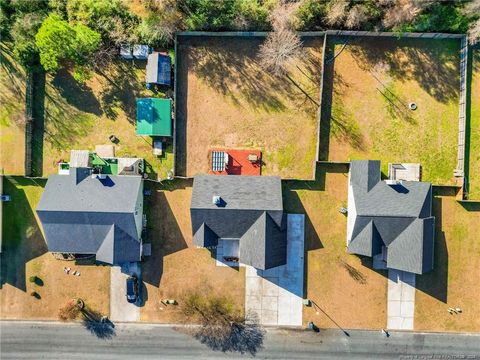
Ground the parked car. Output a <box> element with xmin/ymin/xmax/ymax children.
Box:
<box><xmin>126</xmin><ymin>275</ymin><xmax>139</xmax><ymax>303</ymax></box>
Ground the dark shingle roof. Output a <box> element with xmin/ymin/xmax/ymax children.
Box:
<box><xmin>347</xmin><ymin>160</ymin><xmax>435</xmax><ymax>274</ymax></box>
<box><xmin>36</xmin><ymin>171</ymin><xmax>142</xmax><ymax>264</ymax></box>
<box><xmin>190</xmin><ymin>175</ymin><xmax>286</xmax><ymax>270</ymax></box>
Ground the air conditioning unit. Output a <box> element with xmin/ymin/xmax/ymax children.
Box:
<box><xmin>385</xmin><ymin>179</ymin><xmax>402</xmax><ymax>186</ymax></box>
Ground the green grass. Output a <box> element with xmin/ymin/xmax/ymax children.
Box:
<box><xmin>467</xmin><ymin>46</ymin><xmax>480</xmax><ymax>199</ymax></box>
<box><xmin>329</xmin><ymin>38</ymin><xmax>460</xmax><ymax>185</ymax></box>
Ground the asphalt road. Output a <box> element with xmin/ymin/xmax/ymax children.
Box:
<box><xmin>1</xmin><ymin>321</ymin><xmax>479</xmax><ymax>360</ymax></box>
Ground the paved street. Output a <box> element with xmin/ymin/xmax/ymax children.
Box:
<box><xmin>1</xmin><ymin>321</ymin><xmax>479</xmax><ymax>360</ymax></box>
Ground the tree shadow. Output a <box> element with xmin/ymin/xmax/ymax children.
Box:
<box><xmin>344</xmin><ymin>36</ymin><xmax>460</xmax><ymax>104</ymax></box>
<box><xmin>413</xmin><ymin>196</ymin><xmax>448</xmax><ymax>303</ymax></box>
<box><xmin>141</xmin><ymin>179</ymin><xmax>191</xmax><ymax>287</ymax></box>
<box><xmin>97</xmin><ymin>61</ymin><xmax>145</xmax><ymax>122</ymax></box>
<box><xmin>186</xmin><ymin>312</ymin><xmax>265</xmax><ymax>356</ymax></box>
<box><xmin>0</xmin><ymin>176</ymin><xmax>48</xmax><ymax>291</ymax></box>
<box><xmin>338</xmin><ymin>259</ymin><xmax>367</xmax><ymax>285</ymax></box>
<box><xmin>81</xmin><ymin>308</ymin><xmax>116</xmax><ymax>339</ymax></box>
<box><xmin>51</xmin><ymin>69</ymin><xmax>102</xmax><ymax>116</ymax></box>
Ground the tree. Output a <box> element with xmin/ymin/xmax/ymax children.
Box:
<box><xmin>35</xmin><ymin>14</ymin><xmax>100</xmax><ymax>74</ymax></box>
<box><xmin>325</xmin><ymin>0</ymin><xmax>348</xmax><ymax>27</ymax></box>
<box><xmin>66</xmin><ymin>0</ymin><xmax>138</xmax><ymax>46</ymax></box>
<box><xmin>345</xmin><ymin>4</ymin><xmax>370</xmax><ymax>29</ymax></box>
<box><xmin>258</xmin><ymin>1</ymin><xmax>302</xmax><ymax>76</ymax></box>
<box><xmin>137</xmin><ymin>0</ymin><xmax>183</xmax><ymax>46</ymax></box>
<box><xmin>382</xmin><ymin>0</ymin><xmax>431</xmax><ymax>29</ymax></box>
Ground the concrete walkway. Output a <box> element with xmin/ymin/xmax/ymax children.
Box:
<box><xmin>245</xmin><ymin>214</ymin><xmax>304</xmax><ymax>326</ymax></box>
<box><xmin>110</xmin><ymin>263</ymin><xmax>140</xmax><ymax>322</ymax></box>
<box><xmin>387</xmin><ymin>269</ymin><xmax>415</xmax><ymax>330</ymax></box>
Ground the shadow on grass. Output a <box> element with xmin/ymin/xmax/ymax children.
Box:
<box><xmin>51</xmin><ymin>69</ymin><xmax>102</xmax><ymax>116</ymax></box>
<box><xmin>0</xmin><ymin>177</ymin><xmax>47</xmax><ymax>291</ymax></box>
<box><xmin>141</xmin><ymin>179</ymin><xmax>191</xmax><ymax>287</ymax></box>
<box><xmin>344</xmin><ymin>36</ymin><xmax>460</xmax><ymax>104</ymax></box>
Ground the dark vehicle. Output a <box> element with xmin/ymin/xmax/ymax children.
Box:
<box><xmin>126</xmin><ymin>275</ymin><xmax>139</xmax><ymax>303</ymax></box>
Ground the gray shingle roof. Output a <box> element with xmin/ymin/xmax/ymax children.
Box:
<box><xmin>190</xmin><ymin>175</ymin><xmax>286</xmax><ymax>270</ymax></box>
<box><xmin>347</xmin><ymin>160</ymin><xmax>435</xmax><ymax>274</ymax></box>
<box><xmin>36</xmin><ymin>171</ymin><xmax>142</xmax><ymax>264</ymax></box>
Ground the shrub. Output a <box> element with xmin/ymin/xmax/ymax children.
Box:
<box><xmin>29</xmin><ymin>276</ymin><xmax>37</xmax><ymax>283</ymax></box>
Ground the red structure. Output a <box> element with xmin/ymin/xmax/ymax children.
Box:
<box><xmin>209</xmin><ymin>149</ymin><xmax>262</xmax><ymax>176</ymax></box>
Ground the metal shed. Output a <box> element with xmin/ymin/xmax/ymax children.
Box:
<box><xmin>136</xmin><ymin>98</ymin><xmax>172</xmax><ymax>137</ymax></box>
<box><xmin>146</xmin><ymin>52</ymin><xmax>171</xmax><ymax>86</ymax></box>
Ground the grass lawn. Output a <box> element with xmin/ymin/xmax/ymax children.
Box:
<box><xmin>325</xmin><ymin>37</ymin><xmax>460</xmax><ymax>185</ymax></box>
<box><xmin>140</xmin><ymin>179</ymin><xmax>245</xmax><ymax>322</ymax></box>
<box><xmin>414</xmin><ymin>197</ymin><xmax>480</xmax><ymax>332</ymax></box>
<box><xmin>0</xmin><ymin>44</ymin><xmax>26</xmax><ymax>175</ymax></box>
<box><xmin>284</xmin><ymin>164</ymin><xmax>387</xmax><ymax>330</ymax></box>
<box><xmin>467</xmin><ymin>46</ymin><xmax>480</xmax><ymax>199</ymax></box>
<box><xmin>40</xmin><ymin>63</ymin><xmax>174</xmax><ymax>179</ymax></box>
<box><xmin>175</xmin><ymin>36</ymin><xmax>322</xmax><ymax>179</ymax></box>
<box><xmin>0</xmin><ymin>176</ymin><xmax>110</xmax><ymax>319</ymax></box>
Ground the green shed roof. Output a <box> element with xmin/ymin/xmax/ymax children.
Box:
<box><xmin>136</xmin><ymin>98</ymin><xmax>172</xmax><ymax>136</ymax></box>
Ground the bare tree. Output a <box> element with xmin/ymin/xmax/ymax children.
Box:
<box><xmin>382</xmin><ymin>0</ymin><xmax>432</xmax><ymax>29</ymax></box>
<box><xmin>326</xmin><ymin>0</ymin><xmax>349</xmax><ymax>27</ymax></box>
<box><xmin>345</xmin><ymin>4</ymin><xmax>369</xmax><ymax>29</ymax></box>
<box><xmin>468</xmin><ymin>19</ymin><xmax>480</xmax><ymax>45</ymax></box>
<box><xmin>58</xmin><ymin>299</ymin><xmax>82</xmax><ymax>321</ymax></box>
<box><xmin>258</xmin><ymin>1</ymin><xmax>302</xmax><ymax>75</ymax></box>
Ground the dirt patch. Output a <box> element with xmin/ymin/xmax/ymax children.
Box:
<box><xmin>283</xmin><ymin>165</ymin><xmax>387</xmax><ymax>330</ymax></box>
<box><xmin>140</xmin><ymin>179</ymin><xmax>245</xmax><ymax>323</ymax></box>
<box><xmin>175</xmin><ymin>36</ymin><xmax>322</xmax><ymax>179</ymax></box>
<box><xmin>323</xmin><ymin>37</ymin><xmax>460</xmax><ymax>185</ymax></box>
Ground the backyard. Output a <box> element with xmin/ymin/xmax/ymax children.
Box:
<box><xmin>283</xmin><ymin>164</ymin><xmax>388</xmax><ymax>330</ymax></box>
<box><xmin>140</xmin><ymin>179</ymin><xmax>245</xmax><ymax>323</ymax></box>
<box><xmin>0</xmin><ymin>42</ymin><xmax>174</xmax><ymax>179</ymax></box>
<box><xmin>467</xmin><ymin>45</ymin><xmax>480</xmax><ymax>199</ymax></box>
<box><xmin>175</xmin><ymin>35</ymin><xmax>322</xmax><ymax>180</ymax></box>
<box><xmin>414</xmin><ymin>196</ymin><xmax>480</xmax><ymax>332</ymax></box>
<box><xmin>0</xmin><ymin>176</ymin><xmax>110</xmax><ymax>319</ymax></box>
<box><xmin>322</xmin><ymin>36</ymin><xmax>461</xmax><ymax>185</ymax></box>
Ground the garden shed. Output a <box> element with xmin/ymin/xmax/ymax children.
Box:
<box><xmin>136</xmin><ymin>98</ymin><xmax>172</xmax><ymax>137</ymax></box>
<box><xmin>146</xmin><ymin>52</ymin><xmax>171</xmax><ymax>86</ymax></box>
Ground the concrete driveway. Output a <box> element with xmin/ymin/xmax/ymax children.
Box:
<box><xmin>110</xmin><ymin>263</ymin><xmax>140</xmax><ymax>322</ymax></box>
<box><xmin>245</xmin><ymin>214</ymin><xmax>305</xmax><ymax>326</ymax></box>
<box><xmin>387</xmin><ymin>269</ymin><xmax>415</xmax><ymax>330</ymax></box>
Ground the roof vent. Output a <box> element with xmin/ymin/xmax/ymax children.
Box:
<box><xmin>385</xmin><ymin>179</ymin><xmax>403</xmax><ymax>186</ymax></box>
<box><xmin>212</xmin><ymin>195</ymin><xmax>221</xmax><ymax>206</ymax></box>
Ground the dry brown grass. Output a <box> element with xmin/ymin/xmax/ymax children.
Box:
<box><xmin>176</xmin><ymin>36</ymin><xmax>322</xmax><ymax>179</ymax></box>
<box><xmin>140</xmin><ymin>179</ymin><xmax>245</xmax><ymax>323</ymax></box>
<box><xmin>283</xmin><ymin>166</ymin><xmax>387</xmax><ymax>330</ymax></box>
<box><xmin>414</xmin><ymin>197</ymin><xmax>480</xmax><ymax>332</ymax></box>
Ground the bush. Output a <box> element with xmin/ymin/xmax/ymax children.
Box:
<box><xmin>29</xmin><ymin>276</ymin><xmax>37</xmax><ymax>283</ymax></box>
<box><xmin>58</xmin><ymin>299</ymin><xmax>82</xmax><ymax>321</ymax></box>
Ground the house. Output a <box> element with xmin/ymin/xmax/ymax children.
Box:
<box><xmin>136</xmin><ymin>98</ymin><xmax>172</xmax><ymax>137</ymax></box>
<box><xmin>146</xmin><ymin>52</ymin><xmax>171</xmax><ymax>86</ymax></box>
<box><xmin>190</xmin><ymin>175</ymin><xmax>287</xmax><ymax>270</ymax></box>
<box><xmin>346</xmin><ymin>160</ymin><xmax>435</xmax><ymax>274</ymax></box>
<box><xmin>36</xmin><ymin>166</ymin><xmax>144</xmax><ymax>265</ymax></box>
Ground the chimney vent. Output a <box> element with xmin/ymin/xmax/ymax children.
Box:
<box><xmin>212</xmin><ymin>195</ymin><xmax>221</xmax><ymax>206</ymax></box>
